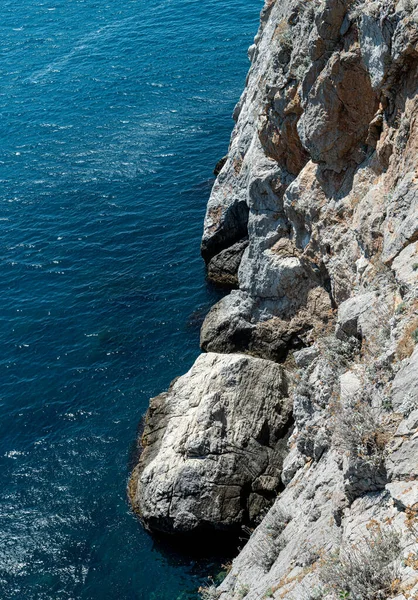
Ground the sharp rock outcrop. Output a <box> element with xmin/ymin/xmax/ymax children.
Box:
<box><xmin>129</xmin><ymin>353</ymin><xmax>292</xmax><ymax>535</ymax></box>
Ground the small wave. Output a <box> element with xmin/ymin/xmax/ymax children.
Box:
<box><xmin>25</xmin><ymin>14</ymin><xmax>138</xmax><ymax>83</ymax></box>
<box><xmin>4</xmin><ymin>450</ymin><xmax>26</xmax><ymax>459</ymax></box>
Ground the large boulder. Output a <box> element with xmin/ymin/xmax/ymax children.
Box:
<box><xmin>128</xmin><ymin>352</ymin><xmax>292</xmax><ymax>535</ymax></box>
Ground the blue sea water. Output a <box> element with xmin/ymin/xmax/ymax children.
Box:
<box><xmin>0</xmin><ymin>1</ymin><xmax>261</xmax><ymax>598</ymax></box>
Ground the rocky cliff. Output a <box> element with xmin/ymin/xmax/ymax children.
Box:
<box><xmin>129</xmin><ymin>0</ymin><xmax>418</xmax><ymax>598</ymax></box>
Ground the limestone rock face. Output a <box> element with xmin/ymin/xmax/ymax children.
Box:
<box><xmin>199</xmin><ymin>0</ymin><xmax>418</xmax><ymax>595</ymax></box>
<box><xmin>131</xmin><ymin>0</ymin><xmax>418</xmax><ymax>596</ymax></box>
<box><xmin>129</xmin><ymin>353</ymin><xmax>292</xmax><ymax>535</ymax></box>
<box><xmin>297</xmin><ymin>47</ymin><xmax>379</xmax><ymax>171</ymax></box>
<box><xmin>200</xmin><ymin>0</ymin><xmax>418</xmax><ymax>361</ymax></box>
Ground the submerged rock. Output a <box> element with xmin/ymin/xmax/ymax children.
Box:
<box><xmin>129</xmin><ymin>352</ymin><xmax>292</xmax><ymax>535</ymax></box>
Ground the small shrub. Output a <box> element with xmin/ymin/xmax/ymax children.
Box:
<box><xmin>211</xmin><ymin>562</ymin><xmax>232</xmax><ymax>586</ymax></box>
<box><xmin>349</xmin><ymin>0</ymin><xmax>381</xmax><ymax>20</ymax></box>
<box><xmin>292</xmin><ymin>55</ymin><xmax>311</xmax><ymax>81</ymax></box>
<box><xmin>280</xmin><ymin>28</ymin><xmax>293</xmax><ymax>51</ymax></box>
<box><xmin>332</xmin><ymin>397</ymin><xmax>389</xmax><ymax>464</ymax></box>
<box><xmin>273</xmin><ymin>19</ymin><xmax>293</xmax><ymax>52</ymax></box>
<box><xmin>404</xmin><ymin>0</ymin><xmax>414</xmax><ymax>14</ymax></box>
<box><xmin>397</xmin><ymin>390</ymin><xmax>416</xmax><ymax>417</ymax></box>
<box><xmin>240</xmin><ymin>507</ymin><xmax>290</xmax><ymax>564</ymax></box>
<box><xmin>221</xmin><ymin>562</ymin><xmax>232</xmax><ymax>575</ymax></box>
<box><xmin>264</xmin><ymin>506</ymin><xmax>291</xmax><ymax>536</ymax></box>
<box><xmin>238</xmin><ymin>585</ymin><xmax>250</xmax><ymax>599</ymax></box>
<box><xmin>311</xmin><ymin>588</ymin><xmax>326</xmax><ymax>600</ymax></box>
<box><xmin>214</xmin><ymin>566</ymin><xmax>229</xmax><ymax>586</ymax></box>
<box><xmin>412</xmin><ymin>263</ymin><xmax>418</xmax><ymax>271</ymax></box>
<box><xmin>356</xmin><ymin>298</ymin><xmax>393</xmax><ymax>359</ymax></box>
<box><xmin>296</xmin><ymin>544</ymin><xmax>321</xmax><ymax>568</ymax></box>
<box><xmin>263</xmin><ymin>588</ymin><xmax>274</xmax><ymax>598</ymax></box>
<box><xmin>198</xmin><ymin>583</ymin><xmax>219</xmax><ymax>600</ymax></box>
<box><xmin>404</xmin><ymin>550</ymin><xmax>418</xmax><ymax>570</ymax></box>
<box><xmin>319</xmin><ymin>525</ymin><xmax>402</xmax><ymax>599</ymax></box>
<box><xmin>397</xmin><ymin>318</ymin><xmax>418</xmax><ymax>360</ymax></box>
<box><xmin>250</xmin><ymin>506</ymin><xmax>291</xmax><ymax>571</ymax></box>
<box><xmin>381</xmin><ymin>398</ymin><xmax>393</xmax><ymax>412</ymax></box>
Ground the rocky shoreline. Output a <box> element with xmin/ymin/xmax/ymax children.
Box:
<box><xmin>129</xmin><ymin>0</ymin><xmax>418</xmax><ymax>598</ymax></box>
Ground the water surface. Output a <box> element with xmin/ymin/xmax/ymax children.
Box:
<box><xmin>0</xmin><ymin>0</ymin><xmax>261</xmax><ymax>597</ymax></box>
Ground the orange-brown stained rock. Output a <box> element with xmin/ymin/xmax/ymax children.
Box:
<box><xmin>298</xmin><ymin>48</ymin><xmax>379</xmax><ymax>172</ymax></box>
<box><xmin>259</xmin><ymin>89</ymin><xmax>309</xmax><ymax>176</ymax></box>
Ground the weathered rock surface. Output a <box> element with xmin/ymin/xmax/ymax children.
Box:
<box><xmin>200</xmin><ymin>286</ymin><xmax>333</xmax><ymax>361</ymax></box>
<box><xmin>199</xmin><ymin>0</ymin><xmax>418</xmax><ymax>357</ymax></box>
<box><xmin>129</xmin><ymin>353</ymin><xmax>292</xmax><ymax>535</ymax></box>
<box><xmin>131</xmin><ymin>0</ymin><xmax>418</xmax><ymax>597</ymax></box>
<box><xmin>200</xmin><ymin>0</ymin><xmax>418</xmax><ymax>596</ymax></box>
<box><xmin>207</xmin><ymin>238</ymin><xmax>249</xmax><ymax>286</ymax></box>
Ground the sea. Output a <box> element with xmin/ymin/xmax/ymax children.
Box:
<box><xmin>0</xmin><ymin>0</ymin><xmax>261</xmax><ymax>598</ymax></box>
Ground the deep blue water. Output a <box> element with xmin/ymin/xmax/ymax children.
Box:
<box><xmin>0</xmin><ymin>1</ymin><xmax>261</xmax><ymax>598</ymax></box>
